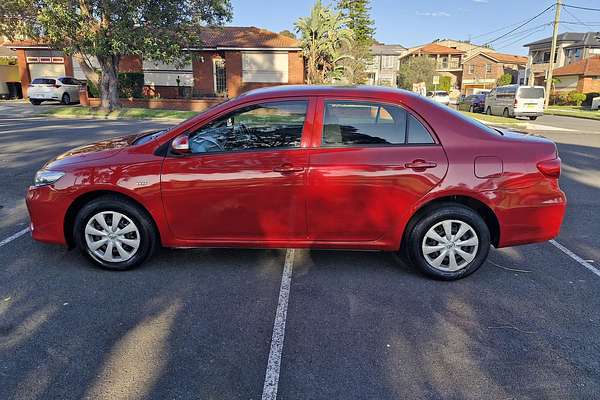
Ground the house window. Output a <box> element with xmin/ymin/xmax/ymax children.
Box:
<box><xmin>381</xmin><ymin>55</ymin><xmax>396</xmax><ymax>69</ymax></box>
<box><xmin>468</xmin><ymin>65</ymin><xmax>475</xmax><ymax>74</ymax></box>
<box><xmin>485</xmin><ymin>64</ymin><xmax>492</xmax><ymax>74</ymax></box>
<box><xmin>214</xmin><ymin>59</ymin><xmax>227</xmax><ymax>96</ymax></box>
<box><xmin>574</xmin><ymin>48</ymin><xmax>582</xmax><ymax>59</ymax></box>
<box><xmin>242</xmin><ymin>51</ymin><xmax>288</xmax><ymax>83</ymax></box>
<box><xmin>143</xmin><ymin>60</ymin><xmax>193</xmax><ymax>87</ymax></box>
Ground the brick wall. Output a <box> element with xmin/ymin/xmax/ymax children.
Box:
<box><xmin>462</xmin><ymin>54</ymin><xmax>504</xmax><ymax>82</ymax></box>
<box><xmin>579</xmin><ymin>77</ymin><xmax>600</xmax><ymax>93</ymax></box>
<box><xmin>88</xmin><ymin>97</ymin><xmax>224</xmax><ymax>111</ymax></box>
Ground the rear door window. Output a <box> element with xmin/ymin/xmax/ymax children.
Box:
<box><xmin>322</xmin><ymin>101</ymin><xmax>434</xmax><ymax>146</ymax></box>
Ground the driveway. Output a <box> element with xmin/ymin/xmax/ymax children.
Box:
<box><xmin>0</xmin><ymin>109</ymin><xmax>599</xmax><ymax>399</ymax></box>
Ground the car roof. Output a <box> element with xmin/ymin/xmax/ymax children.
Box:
<box><xmin>238</xmin><ymin>84</ymin><xmax>421</xmax><ymax>101</ymax></box>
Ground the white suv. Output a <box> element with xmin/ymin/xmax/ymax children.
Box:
<box><xmin>28</xmin><ymin>76</ymin><xmax>81</xmax><ymax>105</ymax></box>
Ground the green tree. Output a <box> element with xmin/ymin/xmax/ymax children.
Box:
<box><xmin>0</xmin><ymin>0</ymin><xmax>231</xmax><ymax>111</ymax></box>
<box><xmin>279</xmin><ymin>30</ymin><xmax>296</xmax><ymax>39</ymax></box>
<box><xmin>397</xmin><ymin>57</ymin><xmax>437</xmax><ymax>90</ymax></box>
<box><xmin>295</xmin><ymin>0</ymin><xmax>353</xmax><ymax>84</ymax></box>
<box><xmin>335</xmin><ymin>0</ymin><xmax>375</xmax><ymax>83</ymax></box>
<box><xmin>335</xmin><ymin>0</ymin><xmax>375</xmax><ymax>44</ymax></box>
<box><xmin>496</xmin><ymin>73</ymin><xmax>513</xmax><ymax>86</ymax></box>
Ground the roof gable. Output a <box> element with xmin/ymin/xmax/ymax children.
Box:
<box><xmin>414</xmin><ymin>43</ymin><xmax>465</xmax><ymax>55</ymax></box>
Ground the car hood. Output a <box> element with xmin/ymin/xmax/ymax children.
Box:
<box><xmin>43</xmin><ymin>133</ymin><xmax>141</xmax><ymax>170</ymax></box>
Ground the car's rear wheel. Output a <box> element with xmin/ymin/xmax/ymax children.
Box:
<box><xmin>404</xmin><ymin>204</ymin><xmax>490</xmax><ymax>280</ymax></box>
<box><xmin>469</xmin><ymin>105</ymin><xmax>474</xmax><ymax>113</ymax></box>
<box><xmin>30</xmin><ymin>99</ymin><xmax>42</xmax><ymax>105</ymax></box>
<box><xmin>529</xmin><ymin>116</ymin><xmax>537</xmax><ymax>120</ymax></box>
<box><xmin>61</xmin><ymin>93</ymin><xmax>71</xmax><ymax>105</ymax></box>
<box><xmin>502</xmin><ymin>108</ymin><xmax>510</xmax><ymax>118</ymax></box>
<box><xmin>486</xmin><ymin>107</ymin><xmax>492</xmax><ymax>115</ymax></box>
<box><xmin>74</xmin><ymin>195</ymin><xmax>157</xmax><ymax>270</ymax></box>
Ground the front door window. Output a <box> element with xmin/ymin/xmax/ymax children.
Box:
<box><xmin>214</xmin><ymin>59</ymin><xmax>227</xmax><ymax>96</ymax></box>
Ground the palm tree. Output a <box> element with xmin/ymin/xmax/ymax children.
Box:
<box><xmin>295</xmin><ymin>0</ymin><xmax>353</xmax><ymax>84</ymax></box>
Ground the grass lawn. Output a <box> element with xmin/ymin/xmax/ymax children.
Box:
<box><xmin>44</xmin><ymin>106</ymin><xmax>198</xmax><ymax>121</ymax></box>
<box><xmin>546</xmin><ymin>106</ymin><xmax>600</xmax><ymax>121</ymax></box>
<box><xmin>459</xmin><ymin>111</ymin><xmax>526</xmax><ymax>128</ymax></box>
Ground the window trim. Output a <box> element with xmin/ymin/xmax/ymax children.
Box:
<box><xmin>315</xmin><ymin>97</ymin><xmax>440</xmax><ymax>149</ymax></box>
<box><xmin>169</xmin><ymin>97</ymin><xmax>314</xmax><ymax>157</ymax></box>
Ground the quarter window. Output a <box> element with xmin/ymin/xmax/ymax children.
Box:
<box><xmin>188</xmin><ymin>101</ymin><xmax>307</xmax><ymax>153</ymax></box>
<box><xmin>322</xmin><ymin>101</ymin><xmax>434</xmax><ymax>146</ymax></box>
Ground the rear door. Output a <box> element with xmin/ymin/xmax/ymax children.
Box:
<box><xmin>29</xmin><ymin>78</ymin><xmax>56</xmax><ymax>99</ymax></box>
<box><xmin>516</xmin><ymin>86</ymin><xmax>545</xmax><ymax>114</ymax></box>
<box><xmin>306</xmin><ymin>98</ymin><xmax>449</xmax><ymax>242</ymax></box>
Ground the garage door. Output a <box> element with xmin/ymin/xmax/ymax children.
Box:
<box><xmin>28</xmin><ymin>64</ymin><xmax>65</xmax><ymax>80</ymax></box>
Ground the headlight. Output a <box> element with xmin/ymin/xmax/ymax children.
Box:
<box><xmin>34</xmin><ymin>170</ymin><xmax>65</xmax><ymax>187</ymax></box>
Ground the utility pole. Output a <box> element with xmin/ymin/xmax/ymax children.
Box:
<box><xmin>544</xmin><ymin>0</ymin><xmax>561</xmax><ymax>109</ymax></box>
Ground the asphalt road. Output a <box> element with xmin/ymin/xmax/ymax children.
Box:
<box><xmin>0</xmin><ymin>105</ymin><xmax>599</xmax><ymax>399</ymax></box>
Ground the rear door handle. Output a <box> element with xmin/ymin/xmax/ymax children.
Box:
<box><xmin>273</xmin><ymin>164</ymin><xmax>304</xmax><ymax>174</ymax></box>
<box><xmin>405</xmin><ymin>160</ymin><xmax>437</xmax><ymax>171</ymax></box>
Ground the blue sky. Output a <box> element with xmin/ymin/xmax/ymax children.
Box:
<box><xmin>230</xmin><ymin>0</ymin><xmax>600</xmax><ymax>55</ymax></box>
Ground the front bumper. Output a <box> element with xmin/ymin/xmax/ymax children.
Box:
<box><xmin>26</xmin><ymin>185</ymin><xmax>70</xmax><ymax>245</ymax></box>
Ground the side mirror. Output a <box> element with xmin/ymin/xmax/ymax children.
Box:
<box><xmin>171</xmin><ymin>134</ymin><xmax>191</xmax><ymax>154</ymax></box>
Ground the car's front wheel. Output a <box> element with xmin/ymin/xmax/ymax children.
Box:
<box><xmin>404</xmin><ymin>204</ymin><xmax>490</xmax><ymax>280</ymax></box>
<box><xmin>74</xmin><ymin>195</ymin><xmax>158</xmax><ymax>270</ymax></box>
<box><xmin>486</xmin><ymin>107</ymin><xmax>492</xmax><ymax>115</ymax></box>
<box><xmin>61</xmin><ymin>93</ymin><xmax>71</xmax><ymax>105</ymax></box>
<box><xmin>30</xmin><ymin>99</ymin><xmax>42</xmax><ymax>105</ymax></box>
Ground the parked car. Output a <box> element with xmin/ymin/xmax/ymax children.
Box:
<box><xmin>426</xmin><ymin>90</ymin><xmax>450</xmax><ymax>105</ymax></box>
<box><xmin>26</xmin><ymin>86</ymin><xmax>566</xmax><ymax>280</ymax></box>
<box><xmin>484</xmin><ymin>85</ymin><xmax>545</xmax><ymax>120</ymax></box>
<box><xmin>28</xmin><ymin>76</ymin><xmax>81</xmax><ymax>105</ymax></box>
<box><xmin>458</xmin><ymin>93</ymin><xmax>487</xmax><ymax>113</ymax></box>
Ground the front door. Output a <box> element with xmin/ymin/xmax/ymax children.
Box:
<box><xmin>307</xmin><ymin>98</ymin><xmax>448</xmax><ymax>242</ymax></box>
<box><xmin>161</xmin><ymin>99</ymin><xmax>312</xmax><ymax>241</ymax></box>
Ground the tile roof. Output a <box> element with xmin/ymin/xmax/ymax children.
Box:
<box><xmin>198</xmin><ymin>26</ymin><xmax>301</xmax><ymax>49</ymax></box>
<box><xmin>414</xmin><ymin>43</ymin><xmax>465</xmax><ymax>55</ymax></box>
<box><xmin>524</xmin><ymin>31</ymin><xmax>600</xmax><ymax>47</ymax></box>
<box><xmin>371</xmin><ymin>44</ymin><xmax>407</xmax><ymax>55</ymax></box>
<box><xmin>553</xmin><ymin>56</ymin><xmax>600</xmax><ymax>76</ymax></box>
<box><xmin>487</xmin><ymin>52</ymin><xmax>528</xmax><ymax>64</ymax></box>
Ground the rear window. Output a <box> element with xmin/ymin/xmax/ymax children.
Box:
<box><xmin>434</xmin><ymin>91</ymin><xmax>449</xmax><ymax>96</ymax></box>
<box><xmin>518</xmin><ymin>87</ymin><xmax>544</xmax><ymax>99</ymax></box>
<box><xmin>322</xmin><ymin>101</ymin><xmax>434</xmax><ymax>146</ymax></box>
<box><xmin>32</xmin><ymin>78</ymin><xmax>56</xmax><ymax>85</ymax></box>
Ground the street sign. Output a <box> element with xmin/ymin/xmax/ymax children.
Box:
<box><xmin>433</xmin><ymin>76</ymin><xmax>440</xmax><ymax>85</ymax></box>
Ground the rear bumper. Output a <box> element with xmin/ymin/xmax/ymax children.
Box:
<box><xmin>514</xmin><ymin>111</ymin><xmax>544</xmax><ymax>117</ymax></box>
<box><xmin>494</xmin><ymin>184</ymin><xmax>566</xmax><ymax>247</ymax></box>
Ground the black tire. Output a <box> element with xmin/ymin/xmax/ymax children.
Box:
<box><xmin>403</xmin><ymin>204</ymin><xmax>490</xmax><ymax>280</ymax></box>
<box><xmin>469</xmin><ymin>105</ymin><xmax>474</xmax><ymax>113</ymax></box>
<box><xmin>73</xmin><ymin>195</ymin><xmax>158</xmax><ymax>270</ymax></box>
<box><xmin>30</xmin><ymin>99</ymin><xmax>42</xmax><ymax>105</ymax></box>
<box><xmin>529</xmin><ymin>116</ymin><xmax>537</xmax><ymax>121</ymax></box>
<box><xmin>486</xmin><ymin>107</ymin><xmax>492</xmax><ymax>115</ymax></box>
<box><xmin>502</xmin><ymin>108</ymin><xmax>509</xmax><ymax>118</ymax></box>
<box><xmin>61</xmin><ymin>93</ymin><xmax>71</xmax><ymax>105</ymax></box>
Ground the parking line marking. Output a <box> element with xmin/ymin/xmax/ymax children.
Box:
<box><xmin>0</xmin><ymin>228</ymin><xmax>30</xmax><ymax>248</ymax></box>
<box><xmin>550</xmin><ymin>239</ymin><xmax>600</xmax><ymax>278</ymax></box>
<box><xmin>261</xmin><ymin>248</ymin><xmax>295</xmax><ymax>400</ymax></box>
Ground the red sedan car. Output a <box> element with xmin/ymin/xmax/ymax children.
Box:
<box><xmin>26</xmin><ymin>86</ymin><xmax>566</xmax><ymax>280</ymax></box>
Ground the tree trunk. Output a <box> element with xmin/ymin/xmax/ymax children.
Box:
<box><xmin>97</xmin><ymin>55</ymin><xmax>120</xmax><ymax>112</ymax></box>
<box><xmin>73</xmin><ymin>52</ymin><xmax>100</xmax><ymax>88</ymax></box>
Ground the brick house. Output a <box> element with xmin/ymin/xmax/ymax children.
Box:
<box><xmin>461</xmin><ymin>52</ymin><xmax>527</xmax><ymax>94</ymax></box>
<box><xmin>401</xmin><ymin>43</ymin><xmax>465</xmax><ymax>90</ymax></box>
<box><xmin>4</xmin><ymin>27</ymin><xmax>304</xmax><ymax>99</ymax></box>
<box><xmin>552</xmin><ymin>56</ymin><xmax>600</xmax><ymax>93</ymax></box>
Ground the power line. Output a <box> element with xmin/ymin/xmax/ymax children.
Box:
<box><xmin>495</xmin><ymin>26</ymin><xmax>551</xmax><ymax>50</ymax></box>
<box><xmin>470</xmin><ymin>16</ymin><xmax>551</xmax><ymax>40</ymax></box>
<box><xmin>482</xmin><ymin>4</ymin><xmax>556</xmax><ymax>46</ymax></box>
<box><xmin>562</xmin><ymin>6</ymin><xmax>596</xmax><ymax>30</ymax></box>
<box><xmin>563</xmin><ymin>4</ymin><xmax>600</xmax><ymax>12</ymax></box>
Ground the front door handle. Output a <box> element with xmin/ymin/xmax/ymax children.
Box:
<box><xmin>273</xmin><ymin>164</ymin><xmax>304</xmax><ymax>174</ymax></box>
<box><xmin>405</xmin><ymin>159</ymin><xmax>437</xmax><ymax>171</ymax></box>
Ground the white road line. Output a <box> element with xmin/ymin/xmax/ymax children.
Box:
<box><xmin>550</xmin><ymin>239</ymin><xmax>600</xmax><ymax>279</ymax></box>
<box><xmin>261</xmin><ymin>248</ymin><xmax>295</xmax><ymax>400</ymax></box>
<box><xmin>0</xmin><ymin>228</ymin><xmax>30</xmax><ymax>248</ymax></box>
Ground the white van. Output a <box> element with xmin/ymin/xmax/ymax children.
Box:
<box><xmin>484</xmin><ymin>85</ymin><xmax>545</xmax><ymax>120</ymax></box>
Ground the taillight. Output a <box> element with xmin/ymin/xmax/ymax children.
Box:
<box><xmin>514</xmin><ymin>98</ymin><xmax>518</xmax><ymax>107</ymax></box>
<box><xmin>54</xmin><ymin>84</ymin><xmax>61</xmax><ymax>88</ymax></box>
<box><xmin>537</xmin><ymin>158</ymin><xmax>561</xmax><ymax>178</ymax></box>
